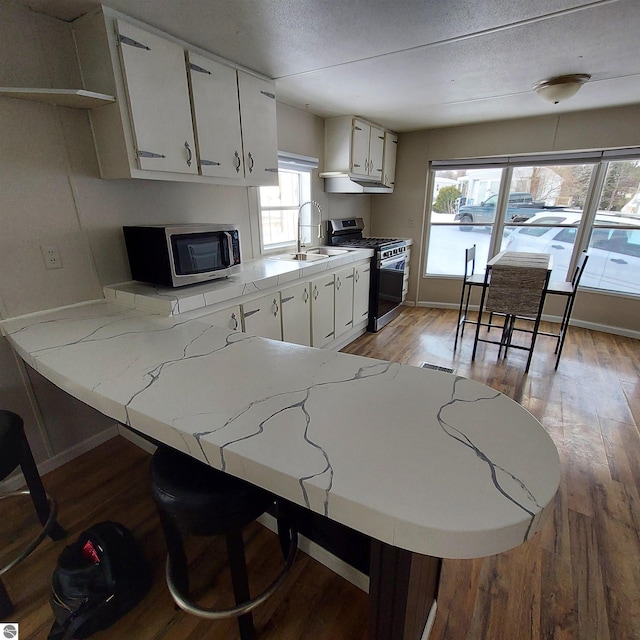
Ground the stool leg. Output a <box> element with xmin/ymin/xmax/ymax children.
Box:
<box><xmin>225</xmin><ymin>530</ymin><xmax>256</xmax><ymax>640</ymax></box>
<box><xmin>0</xmin><ymin>577</ymin><xmax>13</xmax><ymax>620</ymax></box>
<box><xmin>158</xmin><ymin>512</ymin><xmax>190</xmax><ymax>598</ymax></box>
<box><xmin>19</xmin><ymin>432</ymin><xmax>65</xmax><ymax>541</ymax></box>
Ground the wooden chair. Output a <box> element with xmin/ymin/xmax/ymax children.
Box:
<box><xmin>472</xmin><ymin>262</ymin><xmax>550</xmax><ymax>373</ymax></box>
<box><xmin>453</xmin><ymin>244</ymin><xmax>488</xmax><ymax>350</ymax></box>
<box><xmin>545</xmin><ymin>251</ymin><xmax>589</xmax><ymax>369</ymax></box>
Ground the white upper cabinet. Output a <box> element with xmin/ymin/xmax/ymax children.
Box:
<box><xmin>382</xmin><ymin>131</ymin><xmax>398</xmax><ymax>188</ymax></box>
<box><xmin>72</xmin><ymin>7</ymin><xmax>277</xmax><ymax>186</ymax></box>
<box><xmin>187</xmin><ymin>52</ymin><xmax>244</xmax><ymax>179</ymax></box>
<box><xmin>115</xmin><ymin>20</ymin><xmax>197</xmax><ymax>175</ymax></box>
<box><xmin>349</xmin><ymin>118</ymin><xmax>384</xmax><ymax>179</ymax></box>
<box><xmin>237</xmin><ymin>72</ymin><xmax>279</xmax><ymax>184</ymax></box>
<box><xmin>322</xmin><ymin>115</ymin><xmax>396</xmax><ymax>190</ymax></box>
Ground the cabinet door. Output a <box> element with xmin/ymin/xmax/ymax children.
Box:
<box><xmin>351</xmin><ymin>119</ymin><xmax>371</xmax><ymax>177</ymax></box>
<box><xmin>310</xmin><ymin>274</ymin><xmax>335</xmax><ymax>348</ymax></box>
<box><xmin>368</xmin><ymin>125</ymin><xmax>385</xmax><ymax>180</ymax></box>
<box><xmin>281</xmin><ymin>281</ymin><xmax>311</xmax><ymax>346</ymax></box>
<box><xmin>115</xmin><ymin>20</ymin><xmax>197</xmax><ymax>175</ymax></box>
<box><xmin>334</xmin><ymin>267</ymin><xmax>355</xmax><ymax>339</ymax></box>
<box><xmin>241</xmin><ymin>293</ymin><xmax>282</xmax><ymax>341</ymax></box>
<box><xmin>382</xmin><ymin>132</ymin><xmax>398</xmax><ymax>188</ymax></box>
<box><xmin>207</xmin><ymin>305</ymin><xmax>242</xmax><ymax>332</ymax></box>
<box><xmin>187</xmin><ymin>52</ymin><xmax>244</xmax><ymax>179</ymax></box>
<box><xmin>237</xmin><ymin>72</ymin><xmax>278</xmax><ymax>185</ymax></box>
<box><xmin>353</xmin><ymin>263</ymin><xmax>371</xmax><ymax>324</ymax></box>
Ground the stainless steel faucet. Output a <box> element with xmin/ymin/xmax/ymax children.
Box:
<box><xmin>297</xmin><ymin>200</ymin><xmax>323</xmax><ymax>253</ymax></box>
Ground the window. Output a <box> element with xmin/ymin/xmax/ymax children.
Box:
<box><xmin>256</xmin><ymin>153</ymin><xmax>318</xmax><ymax>253</ymax></box>
<box><xmin>426</xmin><ymin>153</ymin><xmax>640</xmax><ymax>296</ymax></box>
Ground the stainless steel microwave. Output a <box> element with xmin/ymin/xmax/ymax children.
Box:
<box><xmin>123</xmin><ymin>224</ymin><xmax>241</xmax><ymax>287</ymax></box>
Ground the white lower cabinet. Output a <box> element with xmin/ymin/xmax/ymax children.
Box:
<box><xmin>334</xmin><ymin>267</ymin><xmax>355</xmax><ymax>339</ymax></box>
<box><xmin>310</xmin><ymin>273</ymin><xmax>335</xmax><ymax>348</ymax></box>
<box><xmin>280</xmin><ymin>281</ymin><xmax>311</xmax><ymax>346</ymax></box>
<box><xmin>207</xmin><ymin>305</ymin><xmax>242</xmax><ymax>332</ymax></box>
<box><xmin>241</xmin><ymin>293</ymin><xmax>282</xmax><ymax>341</ymax></box>
<box><xmin>353</xmin><ymin>263</ymin><xmax>371</xmax><ymax>324</ymax></box>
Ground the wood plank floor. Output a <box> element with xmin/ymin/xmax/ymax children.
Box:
<box><xmin>2</xmin><ymin>306</ymin><xmax>639</xmax><ymax>639</ymax></box>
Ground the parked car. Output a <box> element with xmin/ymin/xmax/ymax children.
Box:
<box><xmin>454</xmin><ymin>192</ymin><xmax>567</xmax><ymax>229</ymax></box>
<box><xmin>504</xmin><ymin>211</ymin><xmax>640</xmax><ymax>294</ymax></box>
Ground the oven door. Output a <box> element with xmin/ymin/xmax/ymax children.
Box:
<box><xmin>371</xmin><ymin>254</ymin><xmax>406</xmax><ymax>330</ymax></box>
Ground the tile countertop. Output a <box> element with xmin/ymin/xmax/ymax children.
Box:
<box><xmin>104</xmin><ymin>247</ymin><xmax>375</xmax><ymax>315</ymax></box>
<box><xmin>1</xmin><ymin>299</ymin><xmax>560</xmax><ymax>560</ymax></box>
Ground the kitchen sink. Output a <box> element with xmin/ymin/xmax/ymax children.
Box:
<box><xmin>304</xmin><ymin>248</ymin><xmax>349</xmax><ymax>256</ymax></box>
<box><xmin>269</xmin><ymin>247</ymin><xmax>350</xmax><ymax>261</ymax></box>
<box><xmin>269</xmin><ymin>252</ymin><xmax>328</xmax><ymax>262</ymax></box>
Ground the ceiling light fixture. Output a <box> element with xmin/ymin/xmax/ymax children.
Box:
<box><xmin>533</xmin><ymin>74</ymin><xmax>591</xmax><ymax>104</ymax></box>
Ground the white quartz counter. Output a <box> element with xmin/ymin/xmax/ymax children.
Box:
<box><xmin>1</xmin><ymin>299</ymin><xmax>559</xmax><ymax>560</ymax></box>
<box><xmin>104</xmin><ymin>247</ymin><xmax>374</xmax><ymax>315</ymax></box>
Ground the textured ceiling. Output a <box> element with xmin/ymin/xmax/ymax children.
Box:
<box><xmin>14</xmin><ymin>0</ymin><xmax>640</xmax><ymax>132</ymax></box>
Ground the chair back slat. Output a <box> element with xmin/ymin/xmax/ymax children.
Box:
<box><xmin>464</xmin><ymin>244</ymin><xmax>476</xmax><ymax>278</ymax></box>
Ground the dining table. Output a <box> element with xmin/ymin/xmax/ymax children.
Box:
<box><xmin>473</xmin><ymin>251</ymin><xmax>553</xmax><ymax>371</ymax></box>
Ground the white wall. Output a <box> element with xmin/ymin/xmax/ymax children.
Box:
<box><xmin>372</xmin><ymin>107</ymin><xmax>640</xmax><ymax>335</ymax></box>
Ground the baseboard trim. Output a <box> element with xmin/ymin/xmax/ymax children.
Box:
<box><xmin>257</xmin><ymin>512</ymin><xmax>370</xmax><ymax>593</ymax></box>
<box><xmin>415</xmin><ymin>301</ymin><xmax>640</xmax><ymax>341</ymax></box>
<box><xmin>0</xmin><ymin>424</ymin><xmax>119</xmax><ymax>492</ymax></box>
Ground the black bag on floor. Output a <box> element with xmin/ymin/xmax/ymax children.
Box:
<box><xmin>48</xmin><ymin>521</ymin><xmax>152</xmax><ymax>640</ymax></box>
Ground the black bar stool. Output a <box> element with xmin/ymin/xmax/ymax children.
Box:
<box><xmin>0</xmin><ymin>410</ymin><xmax>66</xmax><ymax>619</ymax></box>
<box><xmin>150</xmin><ymin>447</ymin><xmax>297</xmax><ymax>640</ymax></box>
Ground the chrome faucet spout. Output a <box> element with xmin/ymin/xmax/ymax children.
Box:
<box><xmin>297</xmin><ymin>200</ymin><xmax>323</xmax><ymax>253</ymax></box>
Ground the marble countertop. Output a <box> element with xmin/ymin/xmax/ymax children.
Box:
<box><xmin>1</xmin><ymin>299</ymin><xmax>560</xmax><ymax>559</ymax></box>
<box><xmin>104</xmin><ymin>247</ymin><xmax>375</xmax><ymax>315</ymax></box>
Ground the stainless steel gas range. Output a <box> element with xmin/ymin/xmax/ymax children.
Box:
<box><xmin>327</xmin><ymin>218</ymin><xmax>408</xmax><ymax>332</ymax></box>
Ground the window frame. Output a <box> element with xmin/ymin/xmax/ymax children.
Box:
<box><xmin>251</xmin><ymin>152</ymin><xmax>319</xmax><ymax>256</ymax></box>
<box><xmin>424</xmin><ymin>150</ymin><xmax>640</xmax><ymax>298</ymax></box>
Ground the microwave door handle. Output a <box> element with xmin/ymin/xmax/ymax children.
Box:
<box><xmin>223</xmin><ymin>232</ymin><xmax>233</xmax><ymax>267</ymax></box>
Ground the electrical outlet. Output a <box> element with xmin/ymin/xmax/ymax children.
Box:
<box><xmin>41</xmin><ymin>245</ymin><xmax>63</xmax><ymax>269</ymax></box>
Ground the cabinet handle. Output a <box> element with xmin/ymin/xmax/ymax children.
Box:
<box><xmin>281</xmin><ymin>296</ymin><xmax>295</xmax><ymax>304</ymax></box>
<box><xmin>234</xmin><ymin>151</ymin><xmax>241</xmax><ymax>173</ymax></box>
<box><xmin>230</xmin><ymin>312</ymin><xmax>238</xmax><ymax>330</ymax></box>
<box><xmin>184</xmin><ymin>141</ymin><xmax>192</xmax><ymax>167</ymax></box>
<box><xmin>336</xmin><ymin>276</ymin><xmax>341</xmax><ymax>290</ymax></box>
<box><xmin>248</xmin><ymin>152</ymin><xmax>254</xmax><ymax>173</ymax></box>
<box><xmin>346</xmin><ymin>274</ymin><xmax>354</xmax><ymax>279</ymax></box>
<box><xmin>303</xmin><ymin>287</ymin><xmax>309</xmax><ymax>303</ymax></box>
<box><xmin>244</xmin><ymin>309</ymin><xmax>260</xmax><ymax>318</ymax></box>
<box><xmin>355</xmin><ymin>271</ymin><xmax>359</xmax><ymax>282</ymax></box>
<box><xmin>313</xmin><ymin>285</ymin><xmax>319</xmax><ymax>300</ymax></box>
<box><xmin>273</xmin><ymin>298</ymin><xmax>279</xmax><ymax>316</ymax></box>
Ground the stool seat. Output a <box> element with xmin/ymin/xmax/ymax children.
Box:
<box><xmin>1</xmin><ymin>410</ymin><xmax>66</xmax><ymax>619</ymax></box>
<box><xmin>151</xmin><ymin>447</ymin><xmax>272</xmax><ymax>535</ymax></box>
<box><xmin>150</xmin><ymin>447</ymin><xmax>297</xmax><ymax>640</ymax></box>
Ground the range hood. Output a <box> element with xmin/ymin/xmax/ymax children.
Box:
<box><xmin>320</xmin><ymin>172</ymin><xmax>394</xmax><ymax>194</ymax></box>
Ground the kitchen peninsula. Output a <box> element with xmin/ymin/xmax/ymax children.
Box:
<box><xmin>1</xmin><ymin>288</ymin><xmax>560</xmax><ymax>639</ymax></box>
